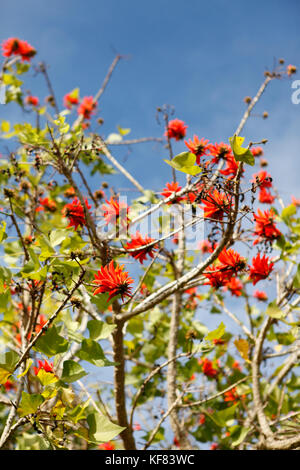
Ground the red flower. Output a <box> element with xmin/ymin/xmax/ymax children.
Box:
<box><xmin>258</xmin><ymin>187</ymin><xmax>275</xmax><ymax>204</ymax></box>
<box><xmin>25</xmin><ymin>95</ymin><xmax>39</xmax><ymax>107</ymax></box>
<box><xmin>64</xmin><ymin>187</ymin><xmax>76</xmax><ymax>198</ymax></box>
<box><xmin>287</xmin><ymin>64</ymin><xmax>297</xmax><ymax>76</ymax></box>
<box><xmin>3</xmin><ymin>380</ymin><xmax>15</xmax><ymax>392</ymax></box>
<box><xmin>63</xmin><ymin>197</ymin><xmax>91</xmax><ymax>230</ymax></box>
<box><xmin>220</xmin><ymin>155</ymin><xmax>241</xmax><ymax>179</ymax></box>
<box><xmin>184</xmin><ymin>136</ymin><xmax>210</xmax><ymax>164</ymax></box>
<box><xmin>124</xmin><ymin>231</ymin><xmax>158</xmax><ymax>264</ymax></box>
<box><xmin>223</xmin><ymin>277</ymin><xmax>243</xmax><ymax>297</ymax></box>
<box><xmin>291</xmin><ymin>196</ymin><xmax>300</xmax><ymax>207</ymax></box>
<box><xmin>173</xmin><ymin>437</ymin><xmax>181</xmax><ymax>448</ymax></box>
<box><xmin>101</xmin><ymin>197</ymin><xmax>130</xmax><ymax>227</ymax></box>
<box><xmin>252</xmin><ymin>170</ymin><xmax>272</xmax><ymax>189</ymax></box>
<box><xmin>213</xmin><ymin>338</ymin><xmax>226</xmax><ymax>345</ymax></box>
<box><xmin>165</xmin><ymin>119</ymin><xmax>188</xmax><ymax>141</ymax></box>
<box><xmin>224</xmin><ymin>387</ymin><xmax>240</xmax><ymax>405</ymax></box>
<box><xmin>251</xmin><ymin>146</ymin><xmax>264</xmax><ymax>157</ymax></box>
<box><xmin>99</xmin><ymin>441</ymin><xmax>115</xmax><ymax>450</ymax></box>
<box><xmin>199</xmin><ymin>358</ymin><xmax>218</xmax><ymax>378</ymax></box>
<box><xmin>253</xmin><ymin>208</ymin><xmax>281</xmax><ymax>245</ymax></box>
<box><xmin>199</xmin><ymin>414</ymin><xmax>206</xmax><ymax>425</ymax></box>
<box><xmin>77</xmin><ymin>96</ymin><xmax>97</xmax><ymax>120</ymax></box>
<box><xmin>36</xmin><ymin>197</ymin><xmax>57</xmax><ymax>213</ymax></box>
<box><xmin>198</xmin><ymin>240</ymin><xmax>214</xmax><ymax>253</ymax></box>
<box><xmin>253</xmin><ymin>290</ymin><xmax>268</xmax><ymax>301</ymax></box>
<box><xmin>64</xmin><ymin>92</ymin><xmax>79</xmax><ymax>109</ymax></box>
<box><xmin>217</xmin><ymin>248</ymin><xmax>247</xmax><ymax>276</ymax></box>
<box><xmin>33</xmin><ymin>359</ymin><xmax>54</xmax><ymax>376</ymax></box>
<box><xmin>208</xmin><ymin>142</ymin><xmax>233</xmax><ymax>165</ymax></box>
<box><xmin>248</xmin><ymin>253</ymin><xmax>274</xmax><ymax>285</ymax></box>
<box><xmin>203</xmin><ymin>266</ymin><xmax>228</xmax><ymax>288</ymax></box>
<box><xmin>232</xmin><ymin>360</ymin><xmax>242</xmax><ymax>371</ymax></box>
<box><xmin>93</xmin><ymin>260</ymin><xmax>134</xmax><ymax>302</ymax></box>
<box><xmin>2</xmin><ymin>38</ymin><xmax>36</xmax><ymax>61</ymax></box>
<box><xmin>210</xmin><ymin>443</ymin><xmax>218</xmax><ymax>450</ymax></box>
<box><xmin>133</xmin><ymin>423</ymin><xmax>141</xmax><ymax>431</ymax></box>
<box><xmin>161</xmin><ymin>181</ymin><xmax>184</xmax><ymax>204</ymax></box>
<box><xmin>201</xmin><ymin>190</ymin><xmax>231</xmax><ymax>221</ymax></box>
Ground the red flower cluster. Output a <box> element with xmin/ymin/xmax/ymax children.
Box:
<box><xmin>248</xmin><ymin>253</ymin><xmax>274</xmax><ymax>285</ymax></box>
<box><xmin>224</xmin><ymin>387</ymin><xmax>245</xmax><ymax>405</ymax></box>
<box><xmin>198</xmin><ymin>240</ymin><xmax>214</xmax><ymax>254</ymax></box>
<box><xmin>223</xmin><ymin>277</ymin><xmax>243</xmax><ymax>297</ymax></box>
<box><xmin>253</xmin><ymin>290</ymin><xmax>268</xmax><ymax>301</ymax></box>
<box><xmin>252</xmin><ymin>171</ymin><xmax>275</xmax><ymax>204</ymax></box>
<box><xmin>64</xmin><ymin>92</ymin><xmax>79</xmax><ymax>109</ymax></box>
<box><xmin>201</xmin><ymin>190</ymin><xmax>231</xmax><ymax>221</ymax></box>
<box><xmin>93</xmin><ymin>260</ymin><xmax>134</xmax><ymax>302</ymax></box>
<box><xmin>77</xmin><ymin>96</ymin><xmax>97</xmax><ymax>120</ymax></box>
<box><xmin>184</xmin><ymin>136</ymin><xmax>210</xmax><ymax>164</ymax></box>
<box><xmin>36</xmin><ymin>197</ymin><xmax>57</xmax><ymax>213</ymax></box>
<box><xmin>25</xmin><ymin>95</ymin><xmax>39</xmax><ymax>107</ymax></box>
<box><xmin>2</xmin><ymin>38</ymin><xmax>36</xmax><ymax>61</ymax></box>
<box><xmin>98</xmin><ymin>441</ymin><xmax>115</xmax><ymax>450</ymax></box>
<box><xmin>199</xmin><ymin>358</ymin><xmax>218</xmax><ymax>378</ymax></box>
<box><xmin>124</xmin><ymin>231</ymin><xmax>158</xmax><ymax>264</ymax></box>
<box><xmin>165</xmin><ymin>119</ymin><xmax>188</xmax><ymax>141</ymax></box>
<box><xmin>161</xmin><ymin>181</ymin><xmax>185</xmax><ymax>204</ymax></box>
<box><xmin>203</xmin><ymin>248</ymin><xmax>246</xmax><ymax>289</ymax></box>
<box><xmin>33</xmin><ymin>359</ymin><xmax>54</xmax><ymax>376</ymax></box>
<box><xmin>101</xmin><ymin>197</ymin><xmax>130</xmax><ymax>227</ymax></box>
<box><xmin>63</xmin><ymin>197</ymin><xmax>91</xmax><ymax>230</ymax></box>
<box><xmin>253</xmin><ymin>208</ymin><xmax>281</xmax><ymax>245</ymax></box>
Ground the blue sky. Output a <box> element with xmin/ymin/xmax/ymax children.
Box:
<box><xmin>1</xmin><ymin>0</ymin><xmax>299</xmax><ymax>447</ymax></box>
<box><xmin>1</xmin><ymin>0</ymin><xmax>300</xmax><ymax>199</ymax></box>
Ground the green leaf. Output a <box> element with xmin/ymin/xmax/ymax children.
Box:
<box><xmin>87</xmin><ymin>413</ymin><xmax>125</xmax><ymax>444</ymax></box>
<box><xmin>61</xmin><ymin>360</ymin><xmax>87</xmax><ymax>383</ymax></box>
<box><xmin>266</xmin><ymin>301</ymin><xmax>285</xmax><ymax>319</ymax></box>
<box><xmin>117</xmin><ymin>125</ymin><xmax>131</xmax><ymax>136</ymax></box>
<box><xmin>34</xmin><ymin>325</ymin><xmax>69</xmax><ymax>357</ymax></box>
<box><xmin>0</xmin><ymin>221</ymin><xmax>7</xmax><ymax>243</ymax></box>
<box><xmin>231</xmin><ymin>426</ymin><xmax>250</xmax><ymax>447</ymax></box>
<box><xmin>205</xmin><ymin>322</ymin><xmax>226</xmax><ymax>342</ymax></box>
<box><xmin>87</xmin><ymin>320</ymin><xmax>116</xmax><ymax>341</ymax></box>
<box><xmin>17</xmin><ymin>358</ymin><xmax>33</xmax><ymax>378</ymax></box>
<box><xmin>18</xmin><ymin>392</ymin><xmax>44</xmax><ymax>417</ymax></box>
<box><xmin>164</xmin><ymin>152</ymin><xmax>202</xmax><ymax>176</ymax></box>
<box><xmin>36</xmin><ymin>369</ymin><xmax>58</xmax><ymax>386</ymax></box>
<box><xmin>77</xmin><ymin>339</ymin><xmax>114</xmax><ymax>367</ymax></box>
<box><xmin>281</xmin><ymin>204</ymin><xmax>297</xmax><ymax>220</ymax></box>
<box><xmin>49</xmin><ymin>229</ymin><xmax>68</xmax><ymax>247</ymax></box>
<box><xmin>229</xmin><ymin>135</ymin><xmax>254</xmax><ymax>166</ymax></box>
<box><xmin>1</xmin><ymin>121</ymin><xmax>10</xmax><ymax>133</ymax></box>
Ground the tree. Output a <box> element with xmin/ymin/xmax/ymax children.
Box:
<box><xmin>0</xmin><ymin>37</ymin><xmax>299</xmax><ymax>451</ymax></box>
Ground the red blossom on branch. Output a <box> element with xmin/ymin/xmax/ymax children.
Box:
<box><xmin>101</xmin><ymin>197</ymin><xmax>130</xmax><ymax>227</ymax></box>
<box><xmin>33</xmin><ymin>360</ymin><xmax>54</xmax><ymax>376</ymax></box>
<box><xmin>25</xmin><ymin>95</ymin><xmax>39</xmax><ymax>107</ymax></box>
<box><xmin>248</xmin><ymin>253</ymin><xmax>274</xmax><ymax>285</ymax></box>
<box><xmin>165</xmin><ymin>119</ymin><xmax>188</xmax><ymax>141</ymax></box>
<box><xmin>124</xmin><ymin>231</ymin><xmax>158</xmax><ymax>264</ymax></box>
<box><xmin>201</xmin><ymin>190</ymin><xmax>231</xmax><ymax>221</ymax></box>
<box><xmin>77</xmin><ymin>96</ymin><xmax>97</xmax><ymax>120</ymax></box>
<box><xmin>63</xmin><ymin>197</ymin><xmax>92</xmax><ymax>230</ymax></box>
<box><xmin>93</xmin><ymin>260</ymin><xmax>134</xmax><ymax>302</ymax></box>
<box><xmin>253</xmin><ymin>208</ymin><xmax>281</xmax><ymax>245</ymax></box>
<box><xmin>184</xmin><ymin>135</ymin><xmax>210</xmax><ymax>164</ymax></box>
<box><xmin>160</xmin><ymin>181</ymin><xmax>185</xmax><ymax>204</ymax></box>
<box><xmin>2</xmin><ymin>38</ymin><xmax>36</xmax><ymax>61</ymax></box>
<box><xmin>253</xmin><ymin>290</ymin><xmax>268</xmax><ymax>301</ymax></box>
